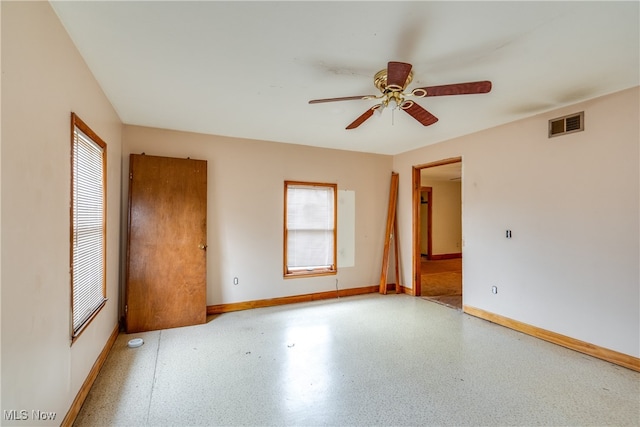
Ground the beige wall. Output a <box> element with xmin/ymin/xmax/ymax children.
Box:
<box><xmin>1</xmin><ymin>2</ymin><xmax>122</xmax><ymax>423</ymax></box>
<box><xmin>122</xmin><ymin>126</ymin><xmax>392</xmax><ymax>306</ymax></box>
<box><xmin>394</xmin><ymin>87</ymin><xmax>640</xmax><ymax>358</ymax></box>
<box><xmin>421</xmin><ymin>180</ymin><xmax>462</xmax><ymax>255</ymax></box>
<box><xmin>2</xmin><ymin>1</ymin><xmax>638</xmax><ymax>421</ymax></box>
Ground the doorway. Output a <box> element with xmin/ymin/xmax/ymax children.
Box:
<box><xmin>412</xmin><ymin>157</ymin><xmax>462</xmax><ymax>309</ymax></box>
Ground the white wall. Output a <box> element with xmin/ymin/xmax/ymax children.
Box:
<box><xmin>1</xmin><ymin>2</ymin><xmax>122</xmax><ymax>423</ymax></box>
<box><xmin>394</xmin><ymin>87</ymin><xmax>640</xmax><ymax>357</ymax></box>
<box><xmin>122</xmin><ymin>126</ymin><xmax>392</xmax><ymax>306</ymax></box>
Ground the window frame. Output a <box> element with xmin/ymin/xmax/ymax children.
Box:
<box><xmin>283</xmin><ymin>181</ymin><xmax>338</xmax><ymax>278</ymax></box>
<box><xmin>70</xmin><ymin>113</ymin><xmax>107</xmax><ymax>343</ymax></box>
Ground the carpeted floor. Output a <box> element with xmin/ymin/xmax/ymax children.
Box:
<box><xmin>421</xmin><ymin>257</ymin><xmax>462</xmax><ymax>309</ymax></box>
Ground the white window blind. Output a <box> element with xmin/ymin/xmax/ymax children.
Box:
<box><xmin>286</xmin><ymin>183</ymin><xmax>335</xmax><ymax>273</ymax></box>
<box><xmin>71</xmin><ymin>121</ymin><xmax>106</xmax><ymax>337</ymax></box>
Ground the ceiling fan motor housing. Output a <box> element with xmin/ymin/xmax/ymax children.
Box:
<box><xmin>374</xmin><ymin>68</ymin><xmax>413</xmax><ymax>92</ymax></box>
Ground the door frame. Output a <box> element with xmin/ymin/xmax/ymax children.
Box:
<box><xmin>419</xmin><ymin>187</ymin><xmax>433</xmax><ymax>260</ymax></box>
<box><xmin>412</xmin><ymin>156</ymin><xmax>462</xmax><ymax>296</ymax></box>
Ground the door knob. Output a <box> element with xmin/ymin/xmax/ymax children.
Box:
<box><xmin>198</xmin><ymin>244</ymin><xmax>207</xmax><ymax>250</ymax></box>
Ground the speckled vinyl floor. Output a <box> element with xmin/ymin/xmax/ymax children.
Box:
<box><xmin>75</xmin><ymin>294</ymin><xmax>640</xmax><ymax>426</ymax></box>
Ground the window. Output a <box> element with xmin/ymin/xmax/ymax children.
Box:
<box><xmin>284</xmin><ymin>181</ymin><xmax>337</xmax><ymax>277</ymax></box>
<box><xmin>70</xmin><ymin>113</ymin><xmax>107</xmax><ymax>341</ymax></box>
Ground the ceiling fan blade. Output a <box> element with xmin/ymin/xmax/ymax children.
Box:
<box><xmin>413</xmin><ymin>81</ymin><xmax>492</xmax><ymax>97</ymax></box>
<box><xmin>387</xmin><ymin>62</ymin><xmax>413</xmax><ymax>90</ymax></box>
<box><xmin>401</xmin><ymin>101</ymin><xmax>439</xmax><ymax>126</ymax></box>
<box><xmin>346</xmin><ymin>106</ymin><xmax>379</xmax><ymax>130</ymax></box>
<box><xmin>309</xmin><ymin>95</ymin><xmax>376</xmax><ymax>104</ymax></box>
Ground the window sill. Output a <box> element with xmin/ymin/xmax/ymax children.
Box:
<box><xmin>71</xmin><ymin>298</ymin><xmax>107</xmax><ymax>345</ymax></box>
<box><xmin>284</xmin><ymin>269</ymin><xmax>337</xmax><ymax>279</ymax></box>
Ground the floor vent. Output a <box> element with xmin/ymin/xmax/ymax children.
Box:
<box><xmin>549</xmin><ymin>111</ymin><xmax>584</xmax><ymax>138</ymax></box>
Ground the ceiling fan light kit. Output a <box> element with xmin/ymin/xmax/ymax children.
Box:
<box><xmin>309</xmin><ymin>61</ymin><xmax>492</xmax><ymax>130</ymax></box>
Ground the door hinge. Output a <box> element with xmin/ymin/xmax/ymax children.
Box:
<box><xmin>125</xmin><ymin>305</ymin><xmax>128</xmax><ymax>314</ymax></box>
<box><xmin>129</xmin><ymin>172</ymin><xmax>133</xmax><ymax>180</ymax></box>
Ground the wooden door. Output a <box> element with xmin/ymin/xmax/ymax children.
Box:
<box><xmin>125</xmin><ymin>154</ymin><xmax>207</xmax><ymax>333</ymax></box>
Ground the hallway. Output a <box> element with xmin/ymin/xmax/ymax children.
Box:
<box><xmin>421</xmin><ymin>257</ymin><xmax>462</xmax><ymax>309</ymax></box>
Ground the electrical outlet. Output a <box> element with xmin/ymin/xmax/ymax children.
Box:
<box><xmin>491</xmin><ymin>286</ymin><xmax>498</xmax><ymax>294</ymax></box>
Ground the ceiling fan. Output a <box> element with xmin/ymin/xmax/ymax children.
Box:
<box><xmin>309</xmin><ymin>61</ymin><xmax>492</xmax><ymax>130</ymax></box>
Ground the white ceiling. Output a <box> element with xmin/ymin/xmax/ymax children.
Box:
<box><xmin>51</xmin><ymin>1</ymin><xmax>639</xmax><ymax>155</ymax></box>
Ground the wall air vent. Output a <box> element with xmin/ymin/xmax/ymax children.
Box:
<box><xmin>549</xmin><ymin>111</ymin><xmax>584</xmax><ymax>138</ymax></box>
